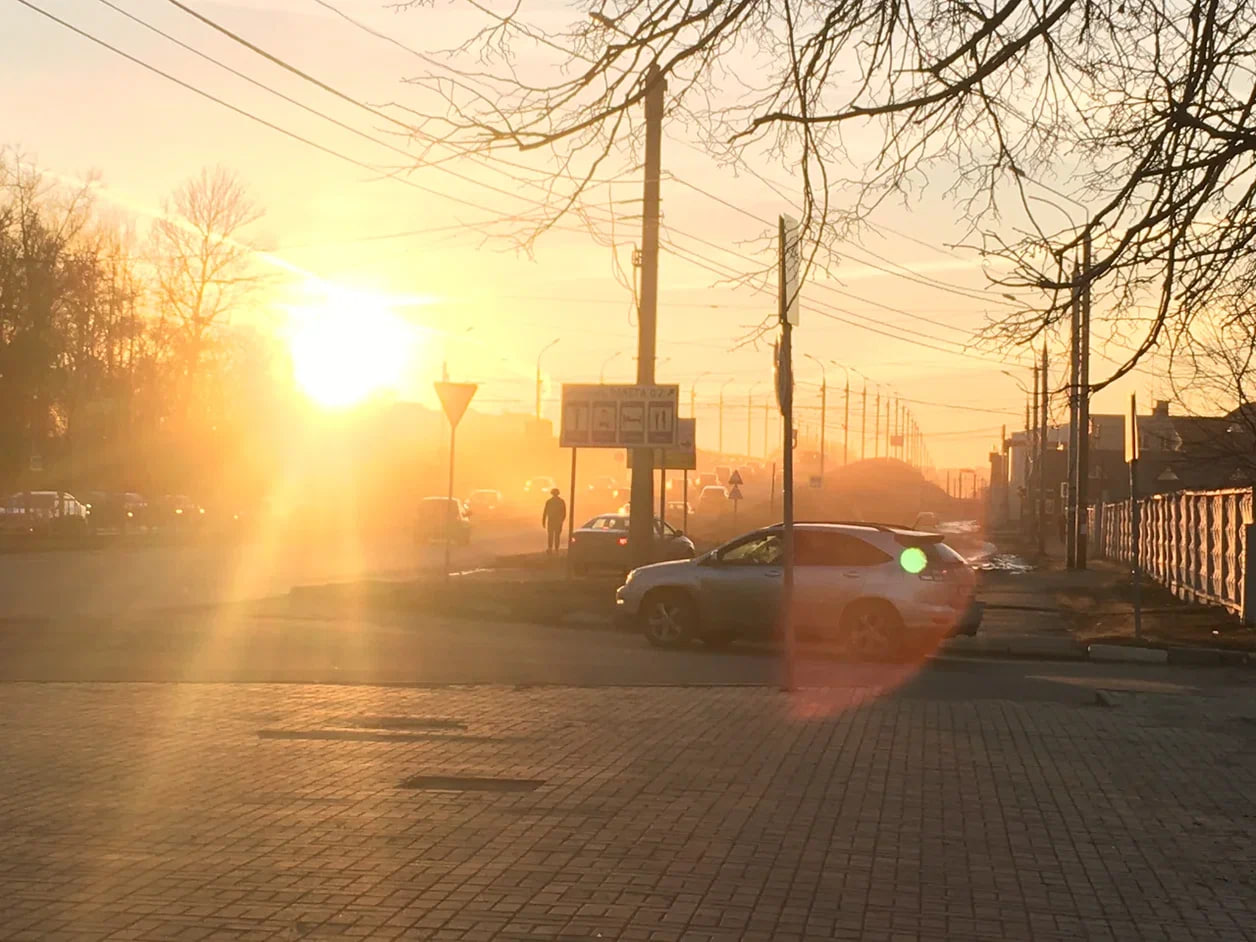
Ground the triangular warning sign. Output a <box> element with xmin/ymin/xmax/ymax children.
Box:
<box><xmin>728</xmin><ymin>484</ymin><xmax>743</xmax><ymax>501</ymax></box>
<box><xmin>434</xmin><ymin>382</ymin><xmax>477</xmax><ymax>428</ymax></box>
<box><xmin>728</xmin><ymin>469</ymin><xmax>744</xmax><ymax>486</ymax></box>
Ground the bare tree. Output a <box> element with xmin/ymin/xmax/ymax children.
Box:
<box><xmin>151</xmin><ymin>166</ymin><xmax>262</xmax><ymax>418</ymax></box>
<box><xmin>393</xmin><ymin>0</ymin><xmax>1256</xmax><ymax>390</ymax></box>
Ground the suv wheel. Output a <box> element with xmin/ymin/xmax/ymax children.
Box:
<box><xmin>641</xmin><ymin>590</ymin><xmax>696</xmax><ymax>648</ymax></box>
<box><xmin>841</xmin><ymin>600</ymin><xmax>903</xmax><ymax>662</ymax></box>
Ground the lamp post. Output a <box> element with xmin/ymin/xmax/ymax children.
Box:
<box><xmin>535</xmin><ymin>337</ymin><xmax>560</xmax><ymax>421</ymax></box>
<box><xmin>599</xmin><ymin>351</ymin><xmax>621</xmax><ymax>383</ymax></box>
<box><xmin>690</xmin><ymin>370</ymin><xmax>713</xmax><ymax>420</ymax></box>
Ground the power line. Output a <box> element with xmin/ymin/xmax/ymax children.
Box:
<box><xmin>669</xmin><ymin>175</ymin><xmax>1020</xmax><ymax>312</ymax></box>
<box><xmin>661</xmin><ymin>235</ymin><xmax>1017</xmax><ymax>365</ymax></box>
<box><xmin>12</xmin><ymin>0</ymin><xmax>520</xmax><ymax>220</ymax></box>
<box><xmin>662</xmin><ymin>221</ymin><xmax>989</xmax><ymax>340</ymax></box>
<box><xmin>135</xmin><ymin>0</ymin><xmax>617</xmax><ymax>219</ymax></box>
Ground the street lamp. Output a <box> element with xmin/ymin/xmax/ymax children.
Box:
<box><xmin>690</xmin><ymin>370</ymin><xmax>713</xmax><ymax>423</ymax></box>
<box><xmin>599</xmin><ymin>351</ymin><xmax>621</xmax><ymax>383</ymax></box>
<box><xmin>535</xmin><ymin>337</ymin><xmax>559</xmax><ymax>421</ymax></box>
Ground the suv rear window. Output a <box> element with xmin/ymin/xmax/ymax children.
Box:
<box><xmin>795</xmin><ymin>531</ymin><xmax>892</xmax><ymax>567</ymax></box>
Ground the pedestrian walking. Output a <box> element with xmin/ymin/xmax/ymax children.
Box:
<box><xmin>542</xmin><ymin>488</ymin><xmax>567</xmax><ymax>554</ymax></box>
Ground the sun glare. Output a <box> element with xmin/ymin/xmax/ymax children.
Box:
<box><xmin>288</xmin><ymin>296</ymin><xmax>415</xmax><ymax>408</ymax></box>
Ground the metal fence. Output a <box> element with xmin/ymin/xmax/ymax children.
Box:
<box><xmin>1088</xmin><ymin>487</ymin><xmax>1255</xmax><ymax>619</ymax></box>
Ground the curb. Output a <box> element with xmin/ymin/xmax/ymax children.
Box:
<box><xmin>1087</xmin><ymin>643</ymin><xmax>1168</xmax><ymax>665</ymax></box>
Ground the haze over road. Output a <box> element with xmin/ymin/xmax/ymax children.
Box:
<box><xmin>0</xmin><ymin>525</ymin><xmax>537</xmax><ymax>619</ymax></box>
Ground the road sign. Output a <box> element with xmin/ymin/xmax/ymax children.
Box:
<box><xmin>627</xmin><ymin>417</ymin><xmax>696</xmax><ymax>470</ymax></box>
<box><xmin>728</xmin><ymin>484</ymin><xmax>743</xmax><ymax>501</ymax></box>
<box><xmin>434</xmin><ymin>382</ymin><xmax>477</xmax><ymax>427</ymax></box>
<box><xmin>728</xmin><ymin>469</ymin><xmax>744</xmax><ymax>486</ymax></box>
<box><xmin>779</xmin><ymin>214</ymin><xmax>801</xmax><ymax>325</ymax></box>
<box><xmin>561</xmin><ymin>384</ymin><xmax>679</xmax><ymax>448</ymax></box>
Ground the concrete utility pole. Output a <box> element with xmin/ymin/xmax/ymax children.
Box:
<box><xmin>1032</xmin><ymin>363</ymin><xmax>1040</xmax><ymax>544</ymax></box>
<box><xmin>535</xmin><ymin>338</ymin><xmax>559</xmax><ymax>421</ymax></box>
<box><xmin>1076</xmin><ymin>231</ymin><xmax>1092</xmax><ymax>567</ymax></box>
<box><xmin>874</xmin><ymin>388</ymin><xmax>881</xmax><ymax>458</ymax></box>
<box><xmin>626</xmin><ymin>64</ymin><xmax>665</xmax><ymax>567</ymax></box>
<box><xmin>1066</xmin><ymin>262</ymin><xmax>1080</xmax><ymax>569</ymax></box>
<box><xmin>804</xmin><ymin>355</ymin><xmax>827</xmax><ymax>481</ymax></box>
<box><xmin>860</xmin><ymin>380</ymin><xmax>867</xmax><ymax>460</ymax></box>
<box><xmin>1039</xmin><ymin>342</ymin><xmax>1049</xmax><ymax>557</ymax></box>
<box><xmin>762</xmin><ymin>400</ymin><xmax>770</xmax><ymax>458</ymax></box>
<box><xmin>842</xmin><ymin>372</ymin><xmax>850</xmax><ymax>466</ymax></box>
<box><xmin>718</xmin><ymin>378</ymin><xmax>733</xmax><ymax>454</ymax></box>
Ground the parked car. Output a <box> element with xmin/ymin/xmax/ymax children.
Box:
<box><xmin>82</xmin><ymin>491</ymin><xmax>147</xmax><ymax>534</ymax></box>
<box><xmin>417</xmin><ymin>496</ymin><xmax>471</xmax><ymax>544</ymax></box>
<box><xmin>666</xmin><ymin>500</ymin><xmax>694</xmax><ymax>519</ymax></box>
<box><xmin>586</xmin><ymin>476</ymin><xmax>621</xmax><ymax>509</ymax></box>
<box><xmin>695</xmin><ymin>471</ymin><xmax>719</xmax><ymax>489</ymax></box>
<box><xmin>569</xmin><ymin>513</ymin><xmax>696</xmax><ymax>574</ymax></box>
<box><xmin>523</xmin><ymin>476</ymin><xmax>558</xmax><ymax>499</ymax></box>
<box><xmin>0</xmin><ymin>491</ymin><xmax>91</xmax><ymax>538</ymax></box>
<box><xmin>696</xmin><ymin>485</ymin><xmax>729</xmax><ymax>514</ymax></box>
<box><xmin>148</xmin><ymin>494</ymin><xmax>206</xmax><ymax>532</ymax></box>
<box><xmin>615</xmin><ymin>522</ymin><xmax>981</xmax><ymax>657</ymax></box>
<box><xmin>468</xmin><ymin>489</ymin><xmax>503</xmax><ymax>515</ymax></box>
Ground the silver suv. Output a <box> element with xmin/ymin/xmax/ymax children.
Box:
<box><xmin>615</xmin><ymin>522</ymin><xmax>981</xmax><ymax>659</ymax></box>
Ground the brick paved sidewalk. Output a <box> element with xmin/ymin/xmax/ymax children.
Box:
<box><xmin>2</xmin><ymin>683</ymin><xmax>1254</xmax><ymax>941</ymax></box>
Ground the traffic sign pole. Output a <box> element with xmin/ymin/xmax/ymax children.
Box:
<box><xmin>567</xmin><ymin>448</ymin><xmax>578</xmax><ymax>577</ymax></box>
<box><xmin>434</xmin><ymin>382</ymin><xmax>477</xmax><ymax>581</ymax></box>
<box><xmin>778</xmin><ymin>214</ymin><xmax>799</xmax><ymax>693</ymax></box>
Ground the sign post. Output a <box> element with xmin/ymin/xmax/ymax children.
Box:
<box><xmin>434</xmin><ymin>381</ymin><xmax>477</xmax><ymax>580</ymax></box>
<box><xmin>567</xmin><ymin>447</ymin><xmax>577</xmax><ymax>576</ymax></box>
<box><xmin>562</xmin><ymin>383</ymin><xmax>680</xmax><ymax>565</ymax></box>
<box><xmin>778</xmin><ymin>213</ymin><xmax>800</xmax><ymax>692</ymax></box>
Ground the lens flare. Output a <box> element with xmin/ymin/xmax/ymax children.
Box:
<box><xmin>899</xmin><ymin>546</ymin><xmax>928</xmax><ymax>574</ymax></box>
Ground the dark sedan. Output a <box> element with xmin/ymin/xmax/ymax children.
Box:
<box><xmin>569</xmin><ymin>514</ymin><xmax>696</xmax><ymax>574</ymax></box>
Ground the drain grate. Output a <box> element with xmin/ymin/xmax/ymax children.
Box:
<box><xmin>397</xmin><ymin>774</ymin><xmax>543</xmax><ymax>792</ymax></box>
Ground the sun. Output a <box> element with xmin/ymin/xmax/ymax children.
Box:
<box><xmin>288</xmin><ymin>296</ymin><xmax>415</xmax><ymax>408</ymax></box>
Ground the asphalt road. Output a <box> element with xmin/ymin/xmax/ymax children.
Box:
<box><xmin>0</xmin><ymin>523</ymin><xmax>539</xmax><ymax>619</ymax></box>
<box><xmin>2</xmin><ymin>602</ymin><xmax>1251</xmax><ymax>703</ymax></box>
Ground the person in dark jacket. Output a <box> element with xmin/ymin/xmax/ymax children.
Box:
<box><xmin>542</xmin><ymin>488</ymin><xmax>567</xmax><ymax>554</ymax></box>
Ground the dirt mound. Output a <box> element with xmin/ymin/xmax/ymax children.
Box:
<box><xmin>821</xmin><ymin>458</ymin><xmax>957</xmax><ymax>525</ymax></box>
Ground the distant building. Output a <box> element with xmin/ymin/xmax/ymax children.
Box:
<box><xmin>998</xmin><ymin>400</ymin><xmax>1256</xmax><ymax>525</ymax></box>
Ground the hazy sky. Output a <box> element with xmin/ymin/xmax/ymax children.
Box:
<box><xmin>0</xmin><ymin>0</ymin><xmax>1168</xmax><ymax>468</ymax></box>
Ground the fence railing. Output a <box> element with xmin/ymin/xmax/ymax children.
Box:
<box><xmin>1088</xmin><ymin>487</ymin><xmax>1255</xmax><ymax>620</ymax></box>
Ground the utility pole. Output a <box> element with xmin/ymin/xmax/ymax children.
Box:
<box><xmin>873</xmin><ymin>388</ymin><xmax>880</xmax><ymax>458</ymax></box>
<box><xmin>1039</xmin><ymin>342</ymin><xmax>1048</xmax><ymax>557</ymax></box>
<box><xmin>718</xmin><ymin>378</ymin><xmax>732</xmax><ymax>454</ymax></box>
<box><xmin>746</xmin><ymin>387</ymin><xmax>754</xmax><ymax>458</ymax></box>
<box><xmin>535</xmin><ymin>338</ymin><xmax>559</xmax><ymax>422</ymax></box>
<box><xmin>626</xmin><ymin>64</ymin><xmax>665</xmax><ymax>568</ymax></box>
<box><xmin>860</xmin><ymin>380</ymin><xmax>867</xmax><ymax>460</ymax></box>
<box><xmin>1076</xmin><ymin>231</ymin><xmax>1092</xmax><ymax>568</ymax></box>
<box><xmin>842</xmin><ymin>374</ymin><xmax>850</xmax><ymax>466</ymax></box>
<box><xmin>762</xmin><ymin>400</ymin><xmax>769</xmax><ymax>458</ymax></box>
<box><xmin>1031</xmin><ymin>363</ymin><xmax>1039</xmax><ymax>544</ymax></box>
<box><xmin>1066</xmin><ymin>261</ymin><xmax>1080</xmax><ymax>569</ymax></box>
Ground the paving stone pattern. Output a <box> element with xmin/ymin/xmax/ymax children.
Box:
<box><xmin>1</xmin><ymin>683</ymin><xmax>1254</xmax><ymax>941</ymax></box>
